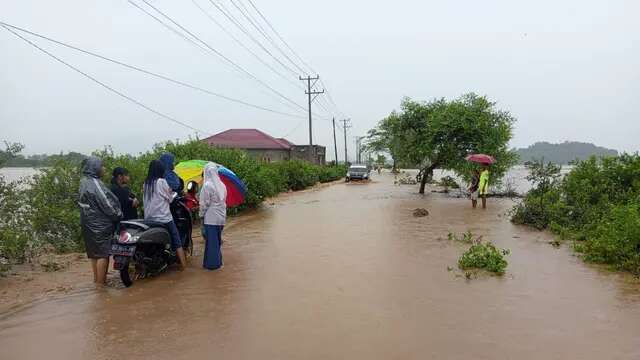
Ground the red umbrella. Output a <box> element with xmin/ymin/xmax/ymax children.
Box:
<box><xmin>466</xmin><ymin>154</ymin><xmax>496</xmax><ymax>164</ymax></box>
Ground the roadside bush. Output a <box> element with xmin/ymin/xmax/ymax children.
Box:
<box><xmin>272</xmin><ymin>160</ymin><xmax>320</xmax><ymax>190</ymax></box>
<box><xmin>318</xmin><ymin>164</ymin><xmax>346</xmax><ymax>183</ymax></box>
<box><xmin>0</xmin><ymin>176</ymin><xmax>31</xmax><ymax>266</ymax></box>
<box><xmin>512</xmin><ymin>154</ymin><xmax>640</xmax><ymax>274</ymax></box>
<box><xmin>511</xmin><ymin>160</ymin><xmax>563</xmax><ymax>229</ymax></box>
<box><xmin>575</xmin><ymin>204</ymin><xmax>640</xmax><ymax>274</ymax></box>
<box><xmin>0</xmin><ymin>139</ymin><xmax>346</xmax><ymax>270</ymax></box>
<box><xmin>27</xmin><ymin>160</ymin><xmax>83</xmax><ymax>253</ymax></box>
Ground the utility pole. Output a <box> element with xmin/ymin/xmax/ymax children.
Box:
<box><xmin>299</xmin><ymin>75</ymin><xmax>324</xmax><ymax>162</ymax></box>
<box><xmin>332</xmin><ymin>117</ymin><xmax>338</xmax><ymax>165</ymax></box>
<box><xmin>340</xmin><ymin>119</ymin><xmax>351</xmax><ymax>164</ymax></box>
<box><xmin>354</xmin><ymin>136</ymin><xmax>366</xmax><ymax>163</ymax></box>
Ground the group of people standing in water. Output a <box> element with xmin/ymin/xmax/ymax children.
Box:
<box><xmin>78</xmin><ymin>152</ymin><xmax>227</xmax><ymax>285</ymax></box>
<box><xmin>468</xmin><ymin>166</ymin><xmax>490</xmax><ymax>209</ymax></box>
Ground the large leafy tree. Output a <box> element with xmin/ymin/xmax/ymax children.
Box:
<box><xmin>0</xmin><ymin>142</ymin><xmax>24</xmax><ymax>168</ymax></box>
<box><xmin>367</xmin><ymin>93</ymin><xmax>518</xmax><ymax>193</ymax></box>
<box><xmin>364</xmin><ymin>112</ymin><xmax>407</xmax><ymax>171</ymax></box>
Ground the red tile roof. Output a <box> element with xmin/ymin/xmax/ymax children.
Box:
<box><xmin>203</xmin><ymin>129</ymin><xmax>293</xmax><ymax>150</ymax></box>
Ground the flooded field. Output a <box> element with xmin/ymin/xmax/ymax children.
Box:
<box><xmin>0</xmin><ymin>167</ymin><xmax>41</xmax><ymax>182</ymax></box>
<box><xmin>1</xmin><ymin>172</ymin><xmax>639</xmax><ymax>359</ymax></box>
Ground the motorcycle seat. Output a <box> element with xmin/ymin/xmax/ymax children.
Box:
<box><xmin>120</xmin><ymin>220</ymin><xmax>170</xmax><ymax>231</ymax></box>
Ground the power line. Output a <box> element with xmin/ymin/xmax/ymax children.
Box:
<box><xmin>0</xmin><ymin>21</ymin><xmax>308</xmax><ymax>119</ymax></box>
<box><xmin>205</xmin><ymin>0</ymin><xmax>299</xmax><ymax>77</ymax></box>
<box><xmin>281</xmin><ymin>119</ymin><xmax>305</xmax><ymax>139</ymax></box>
<box><xmin>1</xmin><ymin>24</ymin><xmax>209</xmax><ymax>135</ymax></box>
<box><xmin>245</xmin><ymin>0</ymin><xmax>315</xmax><ymax>74</ymax></box>
<box><xmin>190</xmin><ymin>0</ymin><xmax>303</xmax><ymax>92</ymax></box>
<box><xmin>230</xmin><ymin>0</ymin><xmax>307</xmax><ymax>75</ymax></box>
<box><xmin>131</xmin><ymin>0</ymin><xmax>308</xmax><ymax>114</ymax></box>
<box><xmin>203</xmin><ymin>1</ymin><xmax>338</xmax><ymax>122</ymax></box>
<box><xmin>320</xmin><ymin>79</ymin><xmax>346</xmax><ymax>117</ymax></box>
<box><xmin>243</xmin><ymin>1</ymin><xmax>347</xmax><ymax>119</ymax></box>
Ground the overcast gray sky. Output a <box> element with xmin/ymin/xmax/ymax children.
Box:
<box><xmin>1</xmin><ymin>0</ymin><xmax>639</xmax><ymax>160</ymax></box>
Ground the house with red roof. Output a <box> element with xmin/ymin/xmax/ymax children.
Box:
<box><xmin>202</xmin><ymin>129</ymin><xmax>325</xmax><ymax>164</ymax></box>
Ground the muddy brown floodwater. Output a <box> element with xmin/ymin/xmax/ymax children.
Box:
<box><xmin>2</xmin><ymin>173</ymin><xmax>640</xmax><ymax>360</ymax></box>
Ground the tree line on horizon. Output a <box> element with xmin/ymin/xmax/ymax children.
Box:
<box><xmin>0</xmin><ymin>147</ymin><xmax>86</xmax><ymax>168</ymax></box>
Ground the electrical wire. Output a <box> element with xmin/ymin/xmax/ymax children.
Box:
<box><xmin>243</xmin><ymin>0</ymin><xmax>347</xmax><ymax>118</ymax></box>
<box><xmin>1</xmin><ymin>24</ymin><xmax>209</xmax><ymax>135</ymax></box>
<box><xmin>191</xmin><ymin>0</ymin><xmax>303</xmax><ymax>92</ymax></box>
<box><xmin>230</xmin><ymin>0</ymin><xmax>307</xmax><ymax>75</ymax></box>
<box><xmin>131</xmin><ymin>0</ymin><xmax>308</xmax><ymax>114</ymax></box>
<box><xmin>281</xmin><ymin>119</ymin><xmax>305</xmax><ymax>138</ymax></box>
<box><xmin>0</xmin><ymin>21</ymin><xmax>308</xmax><ymax>119</ymax></box>
<box><xmin>199</xmin><ymin>0</ymin><xmax>332</xmax><ymax>121</ymax></box>
<box><xmin>206</xmin><ymin>0</ymin><xmax>299</xmax><ymax>77</ymax></box>
<box><xmin>245</xmin><ymin>0</ymin><xmax>316</xmax><ymax>74</ymax></box>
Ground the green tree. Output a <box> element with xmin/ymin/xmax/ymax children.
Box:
<box><xmin>364</xmin><ymin>112</ymin><xmax>405</xmax><ymax>171</ymax></box>
<box><xmin>0</xmin><ymin>142</ymin><xmax>25</xmax><ymax>168</ymax></box>
<box><xmin>367</xmin><ymin>93</ymin><xmax>518</xmax><ymax>193</ymax></box>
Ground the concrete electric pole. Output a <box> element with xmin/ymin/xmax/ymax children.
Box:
<box><xmin>340</xmin><ymin>118</ymin><xmax>351</xmax><ymax>164</ymax></box>
<box><xmin>299</xmin><ymin>75</ymin><xmax>324</xmax><ymax>162</ymax></box>
<box><xmin>332</xmin><ymin>117</ymin><xmax>338</xmax><ymax>165</ymax></box>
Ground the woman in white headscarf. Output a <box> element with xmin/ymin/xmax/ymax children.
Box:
<box><xmin>199</xmin><ymin>162</ymin><xmax>227</xmax><ymax>270</ymax></box>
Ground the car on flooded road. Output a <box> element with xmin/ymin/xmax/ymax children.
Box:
<box><xmin>346</xmin><ymin>164</ymin><xmax>370</xmax><ymax>182</ymax></box>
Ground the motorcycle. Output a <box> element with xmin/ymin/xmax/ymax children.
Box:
<box><xmin>111</xmin><ymin>197</ymin><xmax>193</xmax><ymax>287</ymax></box>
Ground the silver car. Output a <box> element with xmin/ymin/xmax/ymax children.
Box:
<box><xmin>346</xmin><ymin>165</ymin><xmax>370</xmax><ymax>182</ymax></box>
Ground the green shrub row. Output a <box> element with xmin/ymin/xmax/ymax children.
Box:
<box><xmin>511</xmin><ymin>155</ymin><xmax>640</xmax><ymax>274</ymax></box>
<box><xmin>0</xmin><ymin>140</ymin><xmax>346</xmax><ymax>271</ymax></box>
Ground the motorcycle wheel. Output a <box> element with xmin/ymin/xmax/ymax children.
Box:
<box><xmin>119</xmin><ymin>259</ymin><xmax>147</xmax><ymax>287</ymax></box>
<box><xmin>119</xmin><ymin>259</ymin><xmax>133</xmax><ymax>287</ymax></box>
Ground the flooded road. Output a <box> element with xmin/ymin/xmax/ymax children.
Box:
<box><xmin>2</xmin><ymin>173</ymin><xmax>640</xmax><ymax>359</ymax></box>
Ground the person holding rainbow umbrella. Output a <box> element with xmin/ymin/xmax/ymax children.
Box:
<box><xmin>175</xmin><ymin>160</ymin><xmax>247</xmax><ymax>270</ymax></box>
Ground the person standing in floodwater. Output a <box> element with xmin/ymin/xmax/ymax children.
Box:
<box><xmin>110</xmin><ymin>167</ymin><xmax>139</xmax><ymax>221</ymax></box>
<box><xmin>469</xmin><ymin>169</ymin><xmax>480</xmax><ymax>208</ymax></box>
<box><xmin>78</xmin><ymin>156</ymin><xmax>122</xmax><ymax>285</ymax></box>
<box><xmin>479</xmin><ymin>166</ymin><xmax>490</xmax><ymax>209</ymax></box>
<box><xmin>143</xmin><ymin>160</ymin><xmax>187</xmax><ymax>270</ymax></box>
<box><xmin>199</xmin><ymin>163</ymin><xmax>227</xmax><ymax>270</ymax></box>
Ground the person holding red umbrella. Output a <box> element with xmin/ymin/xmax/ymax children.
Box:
<box><xmin>479</xmin><ymin>165</ymin><xmax>490</xmax><ymax>209</ymax></box>
<box><xmin>466</xmin><ymin>154</ymin><xmax>495</xmax><ymax>209</ymax></box>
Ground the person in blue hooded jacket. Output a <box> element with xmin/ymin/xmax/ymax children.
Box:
<box><xmin>159</xmin><ymin>152</ymin><xmax>182</xmax><ymax>193</ymax></box>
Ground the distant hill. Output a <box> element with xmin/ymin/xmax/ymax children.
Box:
<box><xmin>516</xmin><ymin>141</ymin><xmax>618</xmax><ymax>164</ymax></box>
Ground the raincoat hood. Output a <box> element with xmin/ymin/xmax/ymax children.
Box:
<box><xmin>199</xmin><ymin>162</ymin><xmax>227</xmax><ymax>226</ymax></box>
<box><xmin>82</xmin><ymin>156</ymin><xmax>103</xmax><ymax>179</ymax></box>
<box><xmin>159</xmin><ymin>153</ymin><xmax>175</xmax><ymax>171</ymax></box>
<box><xmin>202</xmin><ymin>163</ymin><xmax>227</xmax><ymax>198</ymax></box>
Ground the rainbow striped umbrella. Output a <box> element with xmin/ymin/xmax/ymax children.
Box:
<box><xmin>175</xmin><ymin>160</ymin><xmax>247</xmax><ymax>207</ymax></box>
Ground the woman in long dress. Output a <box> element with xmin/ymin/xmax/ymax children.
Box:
<box><xmin>199</xmin><ymin>163</ymin><xmax>227</xmax><ymax>270</ymax></box>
